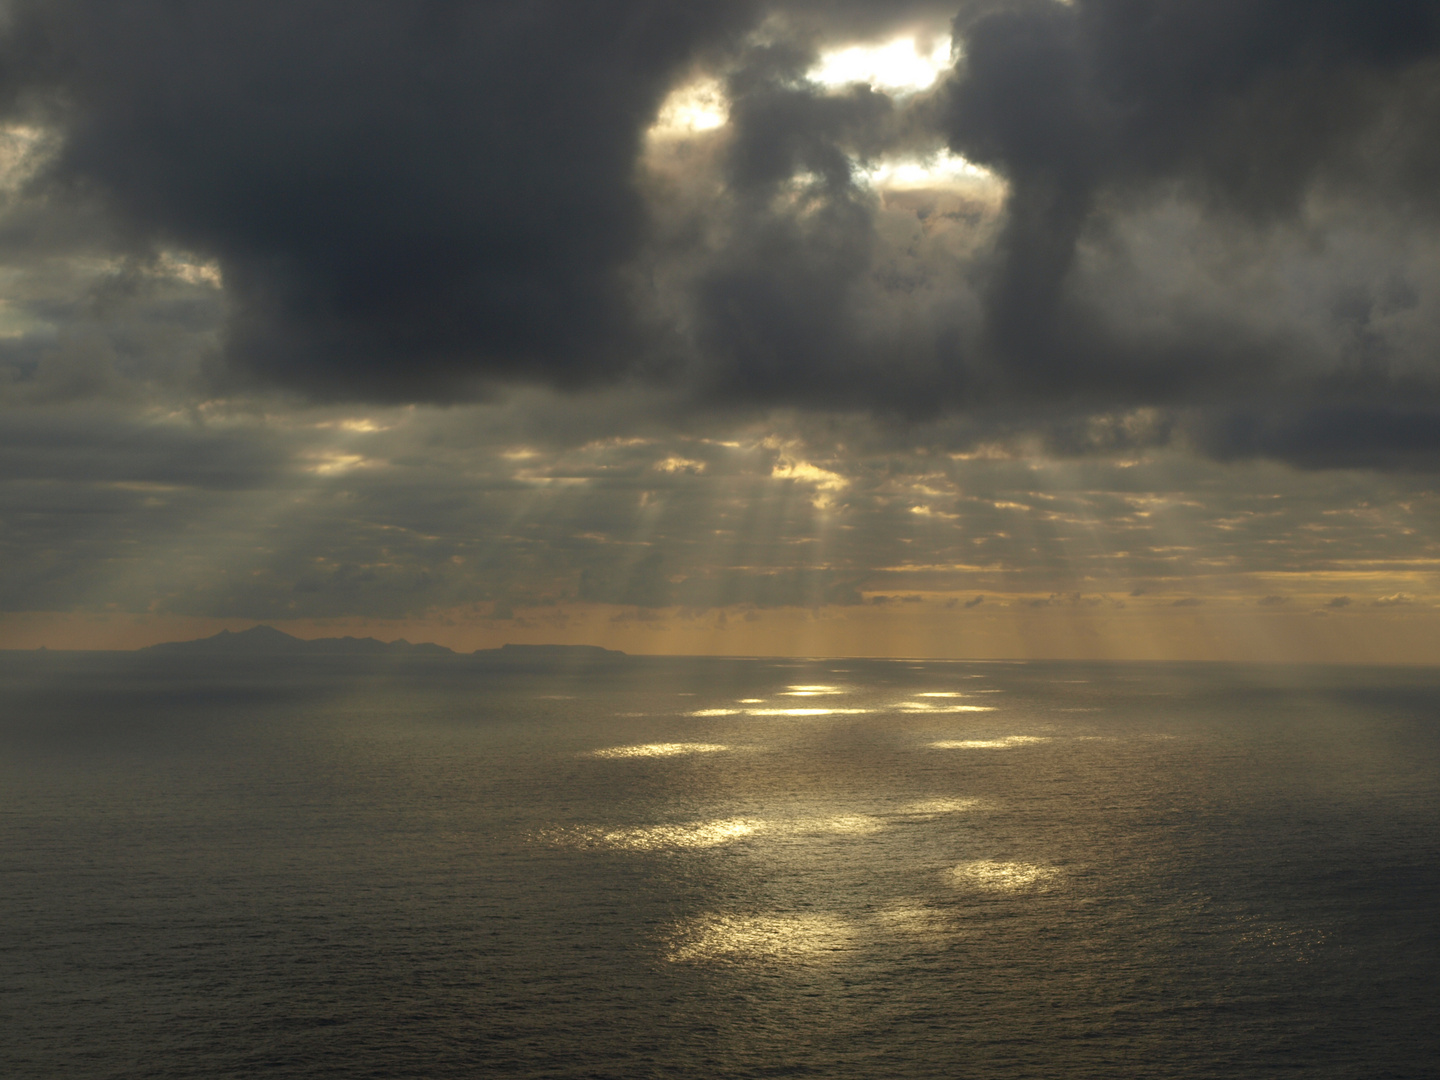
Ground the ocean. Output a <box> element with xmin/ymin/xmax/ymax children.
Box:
<box><xmin>2</xmin><ymin>651</ymin><xmax>1436</xmax><ymax>1078</ymax></box>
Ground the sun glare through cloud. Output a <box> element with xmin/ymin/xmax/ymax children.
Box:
<box><xmin>857</xmin><ymin>150</ymin><xmax>994</xmax><ymax>191</ymax></box>
<box><xmin>649</xmin><ymin>76</ymin><xmax>729</xmax><ymax>139</ymax></box>
<box><xmin>808</xmin><ymin>35</ymin><xmax>953</xmax><ymax>95</ymax></box>
<box><xmin>645</xmin><ymin>34</ymin><xmax>990</xmax><ymax>193</ymax></box>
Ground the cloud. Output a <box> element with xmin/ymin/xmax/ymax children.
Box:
<box><xmin>1373</xmin><ymin>592</ymin><xmax>1415</xmax><ymax>606</ymax></box>
<box><xmin>1185</xmin><ymin>407</ymin><xmax>1440</xmax><ymax>471</ymax></box>
<box><xmin>10</xmin><ymin>2</ymin><xmax>1440</xmax><ymax>650</ymax></box>
<box><xmin>0</xmin><ymin>1</ymin><xmax>1438</xmax><ymax>471</ymax></box>
<box><xmin>1021</xmin><ymin>592</ymin><xmax>1105</xmax><ymax>608</ymax></box>
<box><xmin>944</xmin><ymin>0</ymin><xmax>1440</xmax><ymax>353</ymax></box>
<box><xmin>0</xmin><ymin>0</ymin><xmax>758</xmax><ymax>399</ymax></box>
<box><xmin>3</xmin><ymin>389</ymin><xmax>1439</xmax><ymax>637</ymax></box>
<box><xmin>677</xmin><ymin>569</ymin><xmax>864</xmax><ymax>609</ymax></box>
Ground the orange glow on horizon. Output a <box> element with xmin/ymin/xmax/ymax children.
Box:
<box><xmin>4</xmin><ymin>598</ymin><xmax>1440</xmax><ymax>665</ymax></box>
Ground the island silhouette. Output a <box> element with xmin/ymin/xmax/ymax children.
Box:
<box><xmin>143</xmin><ymin>624</ymin><xmax>625</xmax><ymax>661</ymax></box>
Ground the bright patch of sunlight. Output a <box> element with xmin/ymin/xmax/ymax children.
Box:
<box><xmin>781</xmin><ymin>814</ymin><xmax>884</xmax><ymax>836</ymax></box>
<box><xmin>303</xmin><ymin>452</ymin><xmax>380</xmax><ymax>476</ymax></box>
<box><xmin>772</xmin><ymin>459</ymin><xmax>847</xmax><ymax>488</ymax></box>
<box><xmin>857</xmin><ymin>150</ymin><xmax>994</xmax><ymax>191</ymax></box>
<box><xmin>771</xmin><ymin>457</ymin><xmax>848</xmax><ymax>508</ymax></box>
<box><xmin>904</xmin><ymin>798</ymin><xmax>979</xmax><ymax>814</ymax></box>
<box><xmin>654</xmin><ymin>455</ymin><xmax>706</xmax><ymax>474</ymax></box>
<box><xmin>310</xmin><ymin>417</ymin><xmax>391</xmax><ymax>433</ymax></box>
<box><xmin>542</xmin><ymin>818</ymin><xmax>761</xmax><ymax>852</ymax></box>
<box><xmin>649</xmin><ymin>76</ymin><xmax>729</xmax><ymax>138</ymax></box>
<box><xmin>0</xmin><ymin>123</ymin><xmax>51</xmax><ymax>193</ymax></box>
<box><xmin>744</xmin><ymin>707</ymin><xmax>873</xmax><ymax>717</ymax></box>
<box><xmin>809</xmin><ymin>35</ymin><xmax>952</xmax><ymax>95</ymax></box>
<box><xmin>930</xmin><ymin>736</ymin><xmax>1048</xmax><ymax>749</ymax></box>
<box><xmin>540</xmin><ymin>812</ymin><xmax>884</xmax><ymax>855</ymax></box>
<box><xmin>665</xmin><ymin>912</ymin><xmax>856</xmax><ymax>963</ymax></box>
<box><xmin>155</xmin><ymin>251</ymin><xmax>223</xmax><ymax>288</ymax></box>
<box><xmin>590</xmin><ymin>743</ymin><xmax>729</xmax><ymax>758</ymax></box>
<box><xmin>952</xmin><ymin>860</ymin><xmax>1059</xmax><ymax>890</ymax></box>
<box><xmin>899</xmin><ymin>701</ymin><xmax>996</xmax><ymax>713</ymax></box>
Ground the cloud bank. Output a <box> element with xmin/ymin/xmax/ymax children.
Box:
<box><xmin>2</xmin><ymin>1</ymin><xmax>1439</xmax><ymax>468</ymax></box>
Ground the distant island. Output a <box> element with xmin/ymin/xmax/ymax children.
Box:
<box><xmin>141</xmin><ymin>625</ymin><xmax>625</xmax><ymax>661</ymax></box>
<box><xmin>142</xmin><ymin>624</ymin><xmax>454</xmax><ymax>656</ymax></box>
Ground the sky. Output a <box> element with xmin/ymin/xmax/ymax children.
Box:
<box><xmin>2</xmin><ymin>0</ymin><xmax>1440</xmax><ymax>660</ymax></box>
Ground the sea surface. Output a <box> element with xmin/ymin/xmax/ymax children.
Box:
<box><xmin>1</xmin><ymin>652</ymin><xmax>1437</xmax><ymax>1079</ymax></box>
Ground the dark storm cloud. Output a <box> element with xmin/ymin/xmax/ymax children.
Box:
<box><xmin>3</xmin><ymin>1</ymin><xmax>1440</xmax><ymax>470</ymax></box>
<box><xmin>0</xmin><ymin>0</ymin><xmax>759</xmax><ymax>398</ymax></box>
<box><xmin>690</xmin><ymin>70</ymin><xmax>900</xmax><ymax>404</ymax></box>
<box><xmin>692</xmin><ymin>0</ymin><xmax>1440</xmax><ymax>445</ymax></box>
<box><xmin>1184</xmin><ymin>405</ymin><xmax>1440</xmax><ymax>471</ymax></box>
<box><xmin>944</xmin><ymin>0</ymin><xmax>1440</xmax><ymax>374</ymax></box>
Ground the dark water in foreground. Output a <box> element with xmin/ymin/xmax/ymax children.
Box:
<box><xmin>1</xmin><ymin>653</ymin><xmax>1437</xmax><ymax>1079</ymax></box>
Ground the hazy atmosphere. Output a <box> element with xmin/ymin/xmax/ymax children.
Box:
<box><xmin>4</xmin><ymin>0</ymin><xmax>1440</xmax><ymax>659</ymax></box>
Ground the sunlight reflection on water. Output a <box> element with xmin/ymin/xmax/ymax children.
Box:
<box><xmin>904</xmin><ymin>798</ymin><xmax>980</xmax><ymax>814</ymax></box>
<box><xmin>665</xmin><ymin>913</ymin><xmax>858</xmax><ymax>963</ymax></box>
<box><xmin>540</xmin><ymin>812</ymin><xmax>898</xmax><ymax>852</ymax></box>
<box><xmin>788</xmin><ymin>814</ymin><xmax>884</xmax><ymax>835</ymax></box>
<box><xmin>539</xmin><ymin>818</ymin><xmax>761</xmax><ymax>851</ymax></box>
<box><xmin>898</xmin><ymin>701</ymin><xmax>996</xmax><ymax>712</ymax></box>
<box><xmin>689</xmin><ymin>706</ymin><xmax>875</xmax><ymax>716</ymax></box>
<box><xmin>5</xmin><ymin>655</ymin><xmax>1437</xmax><ymax>1079</ymax></box>
<box><xmin>590</xmin><ymin>742</ymin><xmax>729</xmax><ymax>758</ymax></box>
<box><xmin>747</xmin><ymin>707</ymin><xmax>872</xmax><ymax>716</ymax></box>
<box><xmin>953</xmin><ymin>860</ymin><xmax>1059</xmax><ymax>890</ymax></box>
<box><xmin>666</xmin><ymin>901</ymin><xmax>959</xmax><ymax>964</ymax></box>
